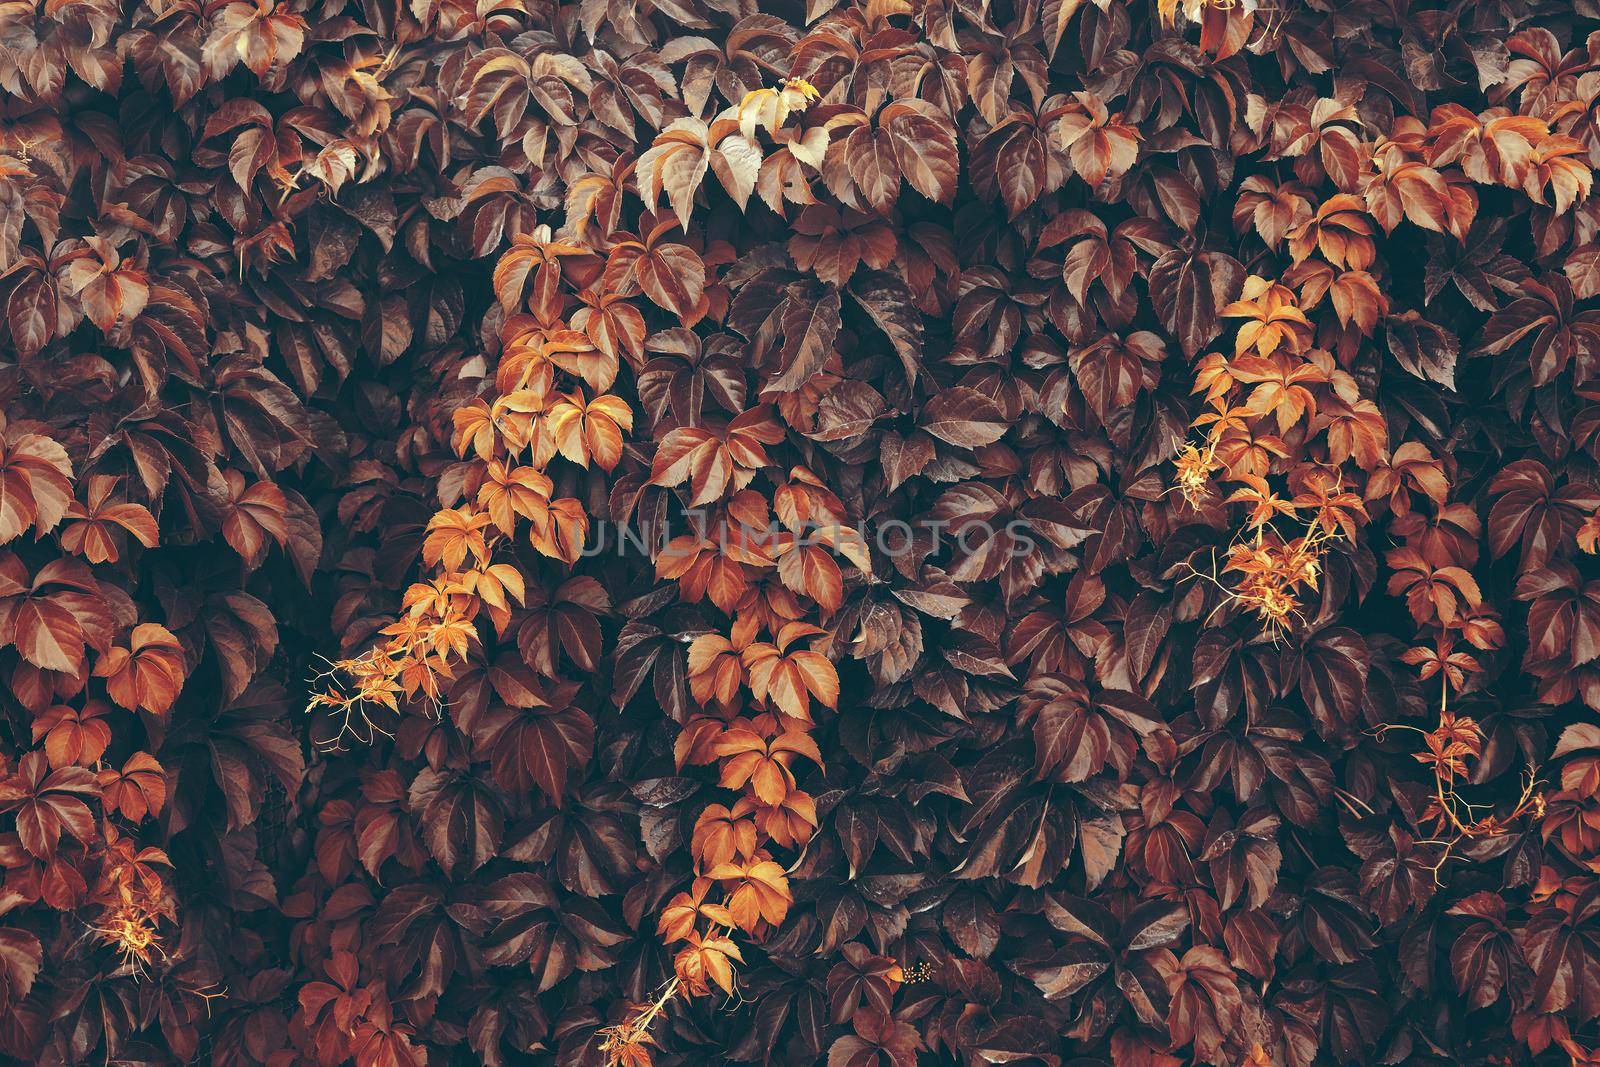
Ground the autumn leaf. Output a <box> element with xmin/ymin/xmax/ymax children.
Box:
<box><xmin>221</xmin><ymin>471</ymin><xmax>291</xmax><ymax>567</ymax></box>
<box><xmin>58</xmin><ymin>476</ymin><xmax>158</xmax><ymax>564</ymax></box>
<box><xmin>704</xmin><ymin>855</ymin><xmax>792</xmax><ymax>931</ymax></box>
<box><xmin>650</xmin><ymin>407</ymin><xmax>786</xmax><ymax>505</ymax></box>
<box><xmin>422</xmin><ymin>507</ymin><xmax>494</xmax><ymax>571</ymax></box>
<box><xmin>607</xmin><ymin>221</ymin><xmax>709</xmax><ymax>322</ymax></box>
<box><xmin>1051</xmin><ymin>92</ymin><xmax>1140</xmax><ymax>188</ymax></box>
<box><xmin>674</xmin><ymin>928</ymin><xmax>744</xmax><ymax>996</ymax></box>
<box><xmin>740</xmin><ymin>622</ymin><xmax>839</xmax><ymax>723</ymax></box>
<box><xmin>32</xmin><ymin>701</ymin><xmax>112</xmax><ymax>769</ymax></box>
<box><xmin>0</xmin><ymin>430</ymin><xmax>72</xmax><ymax>545</ymax></box>
<box><xmin>0</xmin><ymin>751</ymin><xmax>98</xmax><ymax>859</ymax></box>
<box><xmin>713</xmin><ymin>723</ymin><xmax>824</xmax><ymax>804</ymax></box>
<box><xmin>94</xmin><ymin>623</ymin><xmax>187</xmax><ymax>716</ymax></box>
<box><xmin>692</xmin><ymin>801</ymin><xmax>760</xmax><ymax>869</ymax></box>
<box><xmin>659</xmin><ymin>877</ymin><xmax>736</xmax><ymax>942</ymax></box>
<box><xmin>97</xmin><ymin>752</ymin><xmax>167</xmax><ymax>822</ymax></box>
<box><xmin>546</xmin><ymin>391</ymin><xmax>634</xmax><ymax>472</ymax></box>
<box><xmin>919</xmin><ymin>387</ymin><xmax>1009</xmax><ymax>448</ymax></box>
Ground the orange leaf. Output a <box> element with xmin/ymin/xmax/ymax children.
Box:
<box><xmin>93</xmin><ymin>623</ymin><xmax>187</xmax><ymax>716</ymax></box>
<box><xmin>97</xmin><ymin>752</ymin><xmax>166</xmax><ymax>822</ymax></box>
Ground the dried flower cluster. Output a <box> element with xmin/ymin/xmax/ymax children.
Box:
<box><xmin>6</xmin><ymin>0</ymin><xmax>1600</xmax><ymax>1066</ymax></box>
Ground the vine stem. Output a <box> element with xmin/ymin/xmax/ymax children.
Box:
<box><xmin>598</xmin><ymin>976</ymin><xmax>682</xmax><ymax>1067</ymax></box>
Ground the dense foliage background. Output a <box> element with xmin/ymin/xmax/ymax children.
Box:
<box><xmin>4</xmin><ymin>0</ymin><xmax>1600</xmax><ymax>1064</ymax></box>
